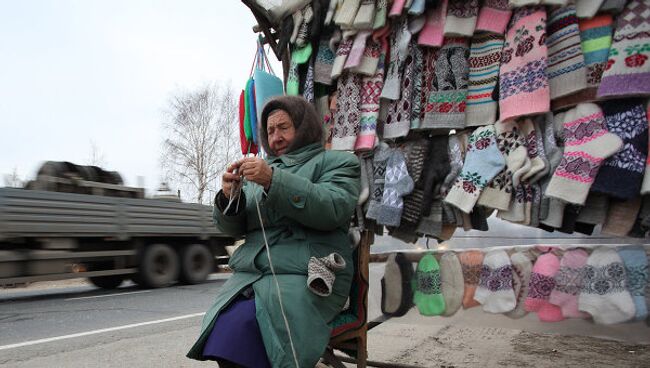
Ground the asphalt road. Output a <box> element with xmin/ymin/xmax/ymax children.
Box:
<box><xmin>1</xmin><ymin>263</ymin><xmax>649</xmax><ymax>368</ymax></box>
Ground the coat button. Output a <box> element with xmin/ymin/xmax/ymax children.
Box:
<box><xmin>292</xmin><ymin>195</ymin><xmax>301</xmax><ymax>203</ymax></box>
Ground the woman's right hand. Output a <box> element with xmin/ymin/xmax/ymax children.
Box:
<box><xmin>222</xmin><ymin>161</ymin><xmax>242</xmax><ymax>199</ymax></box>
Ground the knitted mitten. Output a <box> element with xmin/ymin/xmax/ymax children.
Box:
<box><xmin>549</xmin><ymin>249</ymin><xmax>590</xmax><ymax>319</ymax></box>
<box><xmin>546</xmin><ymin>5</ymin><xmax>588</xmax><ymax>101</ymax></box>
<box><xmin>376</xmin><ymin>149</ymin><xmax>415</xmax><ymax>227</ymax></box>
<box><xmin>331</xmin><ymin>72</ymin><xmax>362</xmax><ymax>151</ymax></box>
<box><xmin>579</xmin><ymin>247</ymin><xmax>636</xmax><ymax>324</ymax></box>
<box><xmin>506</xmin><ymin>251</ymin><xmax>533</xmax><ymax>319</ymax></box>
<box><xmin>499</xmin><ymin>6</ymin><xmax>550</xmax><ymax>121</ymax></box>
<box><xmin>307</xmin><ymin>253</ymin><xmax>347</xmax><ymax>296</ymax></box>
<box><xmin>545</xmin><ymin>103</ymin><xmax>622</xmax><ymax>205</ymax></box>
<box><xmin>474</xmin><ymin>250</ymin><xmax>517</xmax><ymax>313</ymax></box>
<box><xmin>440</xmin><ymin>252</ymin><xmax>464</xmax><ymax>316</ymax></box>
<box><xmin>476</xmin><ymin>0</ymin><xmax>512</xmax><ymax>35</ymax></box>
<box><xmin>478</xmin><ymin>119</ymin><xmax>528</xmax><ymax>211</ymax></box>
<box><xmin>591</xmin><ymin>100</ymin><xmax>648</xmax><ymax>200</ymax></box>
<box><xmin>525</xmin><ymin>252</ymin><xmax>564</xmax><ymax>322</ymax></box>
<box><xmin>414</xmin><ymin>253</ymin><xmax>446</xmax><ymax>316</ymax></box>
<box><xmin>465</xmin><ymin>33</ymin><xmax>504</xmax><ymax>127</ymax></box>
<box><xmin>444</xmin><ymin>0</ymin><xmax>479</xmax><ymax>37</ymax></box>
<box><xmin>366</xmin><ymin>142</ymin><xmax>391</xmax><ymax>220</ymax></box>
<box><xmin>445</xmin><ymin>125</ymin><xmax>506</xmax><ymax>213</ymax></box>
<box><xmin>458</xmin><ymin>250</ymin><xmax>484</xmax><ymax>309</ymax></box>
<box><xmin>598</xmin><ymin>0</ymin><xmax>650</xmax><ymax>98</ymax></box>
<box><xmin>418</xmin><ymin>0</ymin><xmax>448</xmax><ymax>47</ymax></box>
<box><xmin>617</xmin><ymin>246</ymin><xmax>649</xmax><ymax>321</ymax></box>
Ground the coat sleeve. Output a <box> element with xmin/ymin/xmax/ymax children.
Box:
<box><xmin>264</xmin><ymin>152</ymin><xmax>360</xmax><ymax>231</ymax></box>
<box><xmin>212</xmin><ymin>190</ymin><xmax>247</xmax><ymax>237</ymax></box>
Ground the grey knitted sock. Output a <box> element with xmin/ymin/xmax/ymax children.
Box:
<box><xmin>367</xmin><ymin>142</ymin><xmax>391</xmax><ymax>220</ymax></box>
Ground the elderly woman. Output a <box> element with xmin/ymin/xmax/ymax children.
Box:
<box><xmin>187</xmin><ymin>96</ymin><xmax>361</xmax><ymax>368</ymax></box>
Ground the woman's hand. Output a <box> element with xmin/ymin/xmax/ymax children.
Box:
<box><xmin>222</xmin><ymin>162</ymin><xmax>242</xmax><ymax>199</ymax></box>
<box><xmin>238</xmin><ymin>157</ymin><xmax>273</xmax><ymax>191</ymax></box>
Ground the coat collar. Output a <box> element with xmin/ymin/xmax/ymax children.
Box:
<box><xmin>266</xmin><ymin>143</ymin><xmax>324</xmax><ymax>167</ymax></box>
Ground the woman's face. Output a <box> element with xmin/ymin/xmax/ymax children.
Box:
<box><xmin>266</xmin><ymin>110</ymin><xmax>296</xmax><ymax>156</ymax></box>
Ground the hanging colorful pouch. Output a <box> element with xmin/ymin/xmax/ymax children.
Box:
<box><xmin>254</xmin><ymin>68</ymin><xmax>284</xmax><ymax>123</ymax></box>
<box><xmin>248</xmin><ymin>79</ymin><xmax>258</xmax><ymax>144</ymax></box>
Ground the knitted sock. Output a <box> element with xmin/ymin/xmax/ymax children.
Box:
<box><xmin>576</xmin><ymin>193</ymin><xmax>609</xmax><ymax>225</ymax></box>
<box><xmin>546</xmin><ymin>5</ymin><xmax>588</xmax><ymax>101</ymax></box>
<box><xmin>344</xmin><ymin>31</ymin><xmax>371</xmax><ymax>71</ymax></box>
<box><xmin>416</xmin><ymin>199</ymin><xmax>444</xmax><ymax>238</ymax></box>
<box><xmin>617</xmin><ymin>246</ymin><xmax>649</xmax><ymax>321</ymax></box>
<box><xmin>591</xmin><ymin>101</ymin><xmax>648</xmax><ymax>200</ymax></box>
<box><xmin>331</xmin><ymin>36</ymin><xmax>353</xmax><ymax>81</ymax></box>
<box><xmin>576</xmin><ymin>0</ymin><xmax>604</xmax><ymax>18</ymax></box>
<box><xmin>376</xmin><ymin>149</ymin><xmax>415</xmax><ymax>227</ymax></box>
<box><xmin>459</xmin><ymin>250</ymin><xmax>484</xmax><ymax>309</ymax></box>
<box><xmin>355</xmin><ymin>49</ymin><xmax>385</xmax><ymax>152</ymax></box>
<box><xmin>314</xmin><ymin>38</ymin><xmax>336</xmax><ymax>85</ymax></box>
<box><xmin>598</xmin><ymin>0</ymin><xmax>650</xmax><ymax>98</ymax></box>
<box><xmin>334</xmin><ymin>0</ymin><xmax>361</xmax><ymax>27</ymax></box>
<box><xmin>549</xmin><ymin>249</ymin><xmax>590</xmax><ymax>319</ymax></box>
<box><xmin>508</xmin><ymin>0</ymin><xmax>541</xmax><ymax>6</ymax></box>
<box><xmin>465</xmin><ymin>33</ymin><xmax>504</xmax><ymax>127</ymax></box>
<box><xmin>440</xmin><ymin>134</ymin><xmax>463</xmax><ymax>196</ymax></box>
<box><xmin>294</xmin><ymin>5</ymin><xmax>314</xmax><ymax>47</ymax></box>
<box><xmin>389</xmin><ymin>0</ymin><xmax>406</xmax><ymax>17</ymax></box>
<box><xmin>420</xmin><ymin>136</ymin><xmax>451</xmax><ymax>216</ymax></box>
<box><xmin>422</xmin><ymin>38</ymin><xmax>469</xmax><ymax>132</ymax></box>
<box><xmin>552</xmin><ymin>15</ymin><xmax>614</xmax><ymax>111</ymax></box>
<box><xmin>418</xmin><ymin>0</ymin><xmax>448</xmax><ymax>47</ymax></box>
<box><xmin>366</xmin><ymin>142</ymin><xmax>391</xmax><ymax>220</ymax></box>
<box><xmin>352</xmin><ymin>31</ymin><xmax>384</xmax><ymax>76</ymax></box>
<box><xmin>381</xmin><ymin>19</ymin><xmax>411</xmax><ymax>101</ymax></box>
<box><xmin>499</xmin><ymin>6</ymin><xmax>550</xmax><ymax>121</ymax></box>
<box><xmin>602</xmin><ymin>198</ymin><xmax>643</xmax><ymax>237</ymax></box>
<box><xmin>520</xmin><ymin>118</ymin><xmax>547</xmax><ymax>183</ymax></box>
<box><xmin>444</xmin><ymin>0</ymin><xmax>479</xmax><ymax>37</ymax></box>
<box><xmin>408</xmin><ymin>45</ymin><xmax>425</xmax><ymax>130</ymax></box>
<box><xmin>525</xmin><ymin>252</ymin><xmax>564</xmax><ymax>322</ymax></box>
<box><xmin>414</xmin><ymin>253</ymin><xmax>446</xmax><ymax>316</ymax></box>
<box><xmin>331</xmin><ymin>72</ymin><xmax>362</xmax><ymax>151</ymax></box>
<box><xmin>476</xmin><ymin>0</ymin><xmax>512</xmax><ymax>35</ymax></box>
<box><xmin>474</xmin><ymin>250</ymin><xmax>517</xmax><ymax>313</ymax></box>
<box><xmin>539</xmin><ymin>112</ymin><xmax>563</xmax><ymax>221</ymax></box>
<box><xmin>643</xmin><ymin>104</ymin><xmax>650</xmax><ymax>195</ymax></box>
<box><xmin>353</xmin><ymin>0</ymin><xmax>376</xmax><ymax>29</ymax></box>
<box><xmin>506</xmin><ymin>251</ymin><xmax>533</xmax><ymax>319</ymax></box>
<box><xmin>381</xmin><ymin>253</ymin><xmax>415</xmax><ymax>317</ymax></box>
<box><xmin>286</xmin><ymin>44</ymin><xmax>313</xmax><ymax>96</ymax></box>
<box><xmin>545</xmin><ymin>103</ymin><xmax>622</xmax><ymax>205</ymax></box>
<box><xmin>408</xmin><ymin>0</ymin><xmax>425</xmax><ymax>16</ymax></box>
<box><xmin>384</xmin><ymin>42</ymin><xmax>416</xmax><ymax>139</ymax></box>
<box><xmin>445</xmin><ymin>125</ymin><xmax>506</xmax><ymax>213</ymax></box>
<box><xmin>441</xmin><ymin>252</ymin><xmax>464</xmax><ymax>316</ymax></box>
<box><xmin>478</xmin><ymin>119</ymin><xmax>528</xmax><ymax>211</ymax></box>
<box><xmin>579</xmin><ymin>247</ymin><xmax>636</xmax><ymax>325</ymax></box>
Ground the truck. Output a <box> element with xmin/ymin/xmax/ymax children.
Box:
<box><xmin>0</xmin><ymin>161</ymin><xmax>234</xmax><ymax>289</ymax></box>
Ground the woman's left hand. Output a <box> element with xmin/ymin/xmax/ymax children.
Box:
<box><xmin>237</xmin><ymin>157</ymin><xmax>273</xmax><ymax>191</ymax></box>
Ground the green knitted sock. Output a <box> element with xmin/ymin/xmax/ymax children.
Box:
<box><xmin>413</xmin><ymin>253</ymin><xmax>446</xmax><ymax>316</ymax></box>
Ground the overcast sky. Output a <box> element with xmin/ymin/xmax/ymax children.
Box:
<box><xmin>0</xmin><ymin>0</ymin><xmax>281</xmax><ymax>193</ymax></box>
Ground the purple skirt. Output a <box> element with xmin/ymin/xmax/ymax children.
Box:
<box><xmin>202</xmin><ymin>296</ymin><xmax>272</xmax><ymax>368</ymax></box>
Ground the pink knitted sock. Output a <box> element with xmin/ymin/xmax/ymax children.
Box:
<box><xmin>549</xmin><ymin>249</ymin><xmax>591</xmax><ymax>319</ymax></box>
<box><xmin>418</xmin><ymin>0</ymin><xmax>448</xmax><ymax>47</ymax></box>
<box><xmin>525</xmin><ymin>252</ymin><xmax>565</xmax><ymax>322</ymax></box>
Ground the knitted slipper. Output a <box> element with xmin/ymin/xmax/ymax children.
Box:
<box><xmin>413</xmin><ymin>253</ymin><xmax>446</xmax><ymax>316</ymax></box>
<box><xmin>307</xmin><ymin>253</ymin><xmax>346</xmax><ymax>297</ymax></box>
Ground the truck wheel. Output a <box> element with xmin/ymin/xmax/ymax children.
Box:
<box><xmin>179</xmin><ymin>244</ymin><xmax>214</xmax><ymax>284</ymax></box>
<box><xmin>88</xmin><ymin>275</ymin><xmax>124</xmax><ymax>289</ymax></box>
<box><xmin>137</xmin><ymin>244</ymin><xmax>179</xmax><ymax>288</ymax></box>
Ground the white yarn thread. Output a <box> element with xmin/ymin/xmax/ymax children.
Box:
<box><xmin>223</xmin><ymin>162</ymin><xmax>300</xmax><ymax>367</ymax></box>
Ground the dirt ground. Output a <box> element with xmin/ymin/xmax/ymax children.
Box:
<box><xmin>366</xmin><ymin>323</ymin><xmax>649</xmax><ymax>368</ymax></box>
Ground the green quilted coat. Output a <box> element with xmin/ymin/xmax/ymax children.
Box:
<box><xmin>187</xmin><ymin>143</ymin><xmax>360</xmax><ymax>368</ymax></box>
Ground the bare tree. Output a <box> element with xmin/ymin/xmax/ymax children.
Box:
<box><xmin>161</xmin><ymin>83</ymin><xmax>240</xmax><ymax>204</ymax></box>
<box><xmin>87</xmin><ymin>140</ymin><xmax>107</xmax><ymax>167</ymax></box>
<box><xmin>4</xmin><ymin>167</ymin><xmax>23</xmax><ymax>187</ymax></box>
